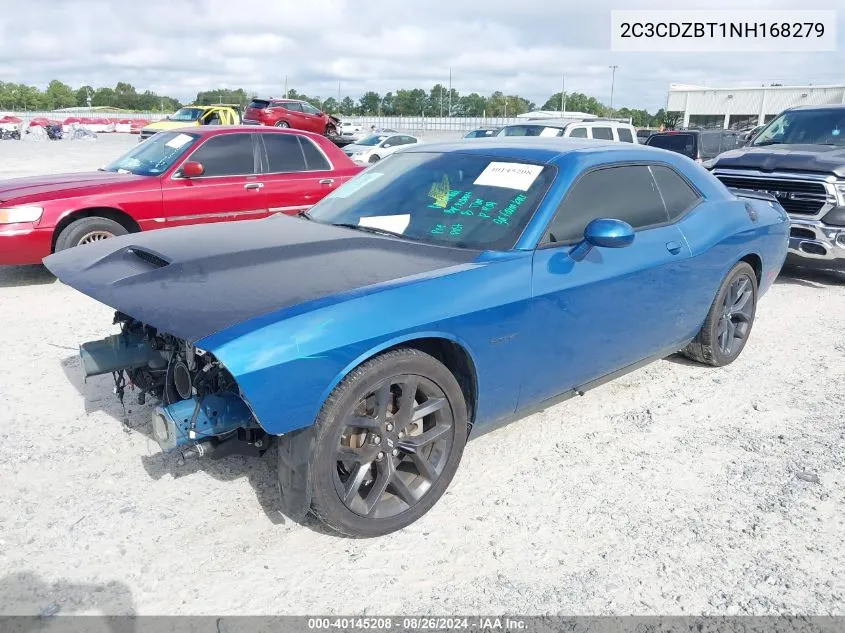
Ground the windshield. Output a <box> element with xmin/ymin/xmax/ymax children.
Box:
<box><xmin>498</xmin><ymin>125</ymin><xmax>564</xmax><ymax>137</ymax></box>
<box><xmin>356</xmin><ymin>134</ymin><xmax>388</xmax><ymax>146</ymax></box>
<box><xmin>753</xmin><ymin>109</ymin><xmax>845</xmax><ymax>146</ymax></box>
<box><xmin>305</xmin><ymin>152</ymin><xmax>556</xmax><ymax>250</ymax></box>
<box><xmin>103</xmin><ymin>131</ymin><xmax>199</xmax><ymax>176</ymax></box>
<box><xmin>646</xmin><ymin>133</ymin><xmax>696</xmax><ymax>157</ymax></box>
<box><xmin>168</xmin><ymin>108</ymin><xmax>204</xmax><ymax>122</ymax></box>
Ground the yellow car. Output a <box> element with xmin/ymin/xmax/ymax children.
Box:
<box><xmin>138</xmin><ymin>105</ymin><xmax>242</xmax><ymax>141</ymax></box>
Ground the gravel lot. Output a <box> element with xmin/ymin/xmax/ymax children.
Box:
<box><xmin>0</xmin><ymin>134</ymin><xmax>844</xmax><ymax>616</ymax></box>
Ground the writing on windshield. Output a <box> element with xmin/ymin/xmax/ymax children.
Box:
<box><xmin>306</xmin><ymin>152</ymin><xmax>556</xmax><ymax>250</ymax></box>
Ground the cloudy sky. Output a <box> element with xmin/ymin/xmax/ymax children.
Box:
<box><xmin>0</xmin><ymin>0</ymin><xmax>842</xmax><ymax>112</ymax></box>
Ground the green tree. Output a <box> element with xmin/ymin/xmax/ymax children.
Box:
<box><xmin>381</xmin><ymin>91</ymin><xmax>395</xmax><ymax>115</ymax></box>
<box><xmin>394</xmin><ymin>88</ymin><xmax>426</xmax><ymax>115</ymax></box>
<box><xmin>340</xmin><ymin>96</ymin><xmax>356</xmax><ymax>115</ymax></box>
<box><xmin>358</xmin><ymin>91</ymin><xmax>381</xmax><ymax>115</ymax></box>
<box><xmin>74</xmin><ymin>85</ymin><xmax>94</xmax><ymax>107</ymax></box>
<box><xmin>113</xmin><ymin>82</ymin><xmax>138</xmax><ymax>109</ymax></box>
<box><xmin>91</xmin><ymin>87</ymin><xmax>116</xmax><ymax>107</ymax></box>
<box><xmin>195</xmin><ymin>88</ymin><xmax>249</xmax><ymax>106</ymax></box>
<box><xmin>457</xmin><ymin>92</ymin><xmax>487</xmax><ymax>116</ymax></box>
<box><xmin>45</xmin><ymin>80</ymin><xmax>76</xmax><ymax>109</ymax></box>
<box><xmin>321</xmin><ymin>97</ymin><xmax>339</xmax><ymax>114</ymax></box>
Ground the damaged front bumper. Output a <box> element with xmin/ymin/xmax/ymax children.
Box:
<box><xmin>80</xmin><ymin>317</ymin><xmax>269</xmax><ymax>459</ymax></box>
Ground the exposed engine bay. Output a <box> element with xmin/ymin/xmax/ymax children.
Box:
<box><xmin>80</xmin><ymin>312</ymin><xmax>268</xmax><ymax>460</ymax></box>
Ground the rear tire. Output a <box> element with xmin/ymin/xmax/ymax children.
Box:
<box><xmin>683</xmin><ymin>261</ymin><xmax>758</xmax><ymax>366</ymax></box>
<box><xmin>309</xmin><ymin>348</ymin><xmax>468</xmax><ymax>537</ymax></box>
<box><xmin>275</xmin><ymin>121</ymin><xmax>290</xmax><ymax>128</ymax></box>
<box><xmin>55</xmin><ymin>217</ymin><xmax>128</xmax><ymax>252</ymax></box>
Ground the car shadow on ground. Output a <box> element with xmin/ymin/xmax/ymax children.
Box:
<box><xmin>0</xmin><ymin>571</ymin><xmax>135</xmax><ymax>628</ymax></box>
<box><xmin>775</xmin><ymin>266</ymin><xmax>844</xmax><ymax>288</ymax></box>
<box><xmin>0</xmin><ymin>265</ymin><xmax>55</xmax><ymax>288</ymax></box>
<box><xmin>58</xmin><ymin>354</ymin><xmax>338</xmax><ymax>533</ymax></box>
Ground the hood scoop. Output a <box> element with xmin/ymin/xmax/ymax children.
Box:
<box><xmin>128</xmin><ymin>247</ymin><xmax>170</xmax><ymax>269</ymax></box>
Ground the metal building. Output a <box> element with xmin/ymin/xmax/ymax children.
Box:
<box><xmin>666</xmin><ymin>83</ymin><xmax>845</xmax><ymax>130</ymax></box>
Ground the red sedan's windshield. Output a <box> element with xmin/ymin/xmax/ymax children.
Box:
<box><xmin>103</xmin><ymin>132</ymin><xmax>199</xmax><ymax>176</ymax></box>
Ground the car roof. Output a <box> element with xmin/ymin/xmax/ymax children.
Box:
<box><xmin>787</xmin><ymin>104</ymin><xmax>845</xmax><ymax>111</ymax></box>
<box><xmin>402</xmin><ymin>137</ymin><xmax>674</xmax><ymax>164</ymax></box>
<box><xmin>164</xmin><ymin>125</ymin><xmax>328</xmax><ymax>140</ymax></box>
<box><xmin>502</xmin><ymin>118</ymin><xmax>634</xmax><ymax>129</ymax></box>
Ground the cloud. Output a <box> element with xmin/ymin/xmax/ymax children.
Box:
<box><xmin>0</xmin><ymin>0</ymin><xmax>842</xmax><ymax>112</ymax></box>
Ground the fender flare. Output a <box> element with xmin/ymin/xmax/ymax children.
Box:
<box><xmin>317</xmin><ymin>330</ymin><xmax>480</xmax><ymax>412</ymax></box>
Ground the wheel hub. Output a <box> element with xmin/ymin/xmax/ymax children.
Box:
<box><xmin>333</xmin><ymin>375</ymin><xmax>454</xmax><ymax>518</ymax></box>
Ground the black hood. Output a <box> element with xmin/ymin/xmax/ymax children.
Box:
<box><xmin>712</xmin><ymin>144</ymin><xmax>845</xmax><ymax>177</ymax></box>
<box><xmin>44</xmin><ymin>216</ymin><xmax>477</xmax><ymax>342</ymax></box>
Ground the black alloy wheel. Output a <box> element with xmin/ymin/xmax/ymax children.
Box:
<box><xmin>683</xmin><ymin>261</ymin><xmax>758</xmax><ymax>366</ymax></box>
<box><xmin>716</xmin><ymin>274</ymin><xmax>755</xmax><ymax>357</ymax></box>
<box><xmin>309</xmin><ymin>349</ymin><xmax>468</xmax><ymax>537</ymax></box>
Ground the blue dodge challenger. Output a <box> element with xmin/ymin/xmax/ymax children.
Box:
<box><xmin>45</xmin><ymin>138</ymin><xmax>789</xmax><ymax>537</ymax></box>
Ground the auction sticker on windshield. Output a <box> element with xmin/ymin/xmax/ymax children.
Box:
<box><xmin>474</xmin><ymin>162</ymin><xmax>544</xmax><ymax>191</ymax></box>
<box><xmin>359</xmin><ymin>214</ymin><xmax>410</xmax><ymax>234</ymax></box>
<box><xmin>166</xmin><ymin>133</ymin><xmax>194</xmax><ymax>149</ymax></box>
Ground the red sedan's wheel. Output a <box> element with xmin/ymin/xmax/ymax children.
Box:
<box><xmin>275</xmin><ymin>121</ymin><xmax>290</xmax><ymax>128</ymax></box>
<box><xmin>55</xmin><ymin>217</ymin><xmax>128</xmax><ymax>252</ymax></box>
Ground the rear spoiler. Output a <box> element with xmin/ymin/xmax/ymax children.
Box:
<box><xmin>727</xmin><ymin>187</ymin><xmax>779</xmax><ymax>204</ymax></box>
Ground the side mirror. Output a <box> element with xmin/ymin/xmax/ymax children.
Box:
<box><xmin>569</xmin><ymin>218</ymin><xmax>634</xmax><ymax>261</ymax></box>
<box><xmin>180</xmin><ymin>161</ymin><xmax>204</xmax><ymax>178</ymax></box>
<box><xmin>382</xmin><ymin>143</ymin><xmax>392</xmax><ymax>148</ymax></box>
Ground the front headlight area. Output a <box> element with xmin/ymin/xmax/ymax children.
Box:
<box><xmin>0</xmin><ymin>205</ymin><xmax>43</xmax><ymax>224</ymax></box>
<box><xmin>81</xmin><ymin>312</ymin><xmax>270</xmax><ymax>460</ymax></box>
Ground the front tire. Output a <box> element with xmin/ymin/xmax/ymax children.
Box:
<box><xmin>683</xmin><ymin>261</ymin><xmax>758</xmax><ymax>366</ymax></box>
<box><xmin>309</xmin><ymin>348</ymin><xmax>468</xmax><ymax>537</ymax></box>
<box><xmin>368</xmin><ymin>154</ymin><xmax>380</xmax><ymax>164</ymax></box>
<box><xmin>55</xmin><ymin>217</ymin><xmax>128</xmax><ymax>252</ymax></box>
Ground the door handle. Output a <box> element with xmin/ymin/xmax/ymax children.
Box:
<box><xmin>318</xmin><ymin>178</ymin><xmax>334</xmax><ymax>186</ymax></box>
<box><xmin>244</xmin><ymin>182</ymin><xmax>264</xmax><ymax>190</ymax></box>
<box><xmin>666</xmin><ymin>241</ymin><xmax>682</xmax><ymax>254</ymax></box>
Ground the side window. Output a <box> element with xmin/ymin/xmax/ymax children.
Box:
<box><xmin>262</xmin><ymin>133</ymin><xmax>307</xmax><ymax>172</ymax></box>
<box><xmin>299</xmin><ymin>137</ymin><xmax>331</xmax><ymax>171</ymax></box>
<box><xmin>617</xmin><ymin>128</ymin><xmax>634</xmax><ymax>143</ymax></box>
<box><xmin>301</xmin><ymin>103</ymin><xmax>321</xmax><ymax>115</ymax></box>
<box><xmin>284</xmin><ymin>102</ymin><xmax>303</xmax><ymax>112</ymax></box>
<box><xmin>399</xmin><ymin>136</ymin><xmax>416</xmax><ymax>145</ymax></box>
<box><xmin>591</xmin><ymin>127</ymin><xmax>614</xmax><ymax>140</ymax></box>
<box><xmin>649</xmin><ymin>165</ymin><xmax>701</xmax><ymax>219</ymax></box>
<box><xmin>188</xmin><ymin>134</ymin><xmax>255</xmax><ymax>177</ymax></box>
<box><xmin>544</xmin><ymin>165</ymin><xmax>668</xmax><ymax>244</ymax></box>
<box><xmin>568</xmin><ymin>126</ymin><xmax>587</xmax><ymax>138</ymax></box>
<box><xmin>383</xmin><ymin>135</ymin><xmax>402</xmax><ymax>147</ymax></box>
<box><xmin>699</xmin><ymin>132</ymin><xmax>721</xmax><ymax>157</ymax></box>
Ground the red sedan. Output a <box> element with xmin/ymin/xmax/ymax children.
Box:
<box><xmin>0</xmin><ymin>126</ymin><xmax>364</xmax><ymax>265</ymax></box>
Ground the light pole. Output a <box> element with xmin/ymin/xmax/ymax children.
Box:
<box><xmin>560</xmin><ymin>75</ymin><xmax>566</xmax><ymax>117</ymax></box>
<box><xmin>608</xmin><ymin>65</ymin><xmax>618</xmax><ymax>118</ymax></box>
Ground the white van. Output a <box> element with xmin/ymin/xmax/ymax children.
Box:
<box><xmin>496</xmin><ymin>118</ymin><xmax>639</xmax><ymax>143</ymax></box>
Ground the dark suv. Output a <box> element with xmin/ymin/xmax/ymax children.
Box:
<box><xmin>646</xmin><ymin>129</ymin><xmax>741</xmax><ymax>164</ymax></box>
<box><xmin>243</xmin><ymin>98</ymin><xmax>339</xmax><ymax>135</ymax></box>
<box><xmin>709</xmin><ymin>105</ymin><xmax>845</xmax><ymax>273</ymax></box>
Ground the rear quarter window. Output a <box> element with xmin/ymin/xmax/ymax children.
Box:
<box><xmin>618</xmin><ymin>128</ymin><xmax>634</xmax><ymax>143</ymax></box>
<box><xmin>647</xmin><ymin>133</ymin><xmax>697</xmax><ymax>158</ymax></box>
